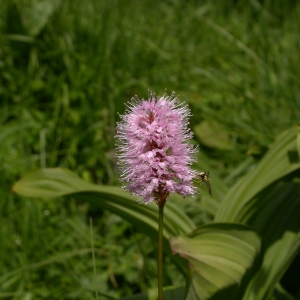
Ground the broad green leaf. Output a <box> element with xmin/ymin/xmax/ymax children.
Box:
<box><xmin>12</xmin><ymin>168</ymin><xmax>196</xmax><ymax>272</ymax></box>
<box><xmin>12</xmin><ymin>168</ymin><xmax>195</xmax><ymax>237</ymax></box>
<box><xmin>240</xmin><ymin>182</ymin><xmax>300</xmax><ymax>300</ymax></box>
<box><xmin>170</xmin><ymin>223</ymin><xmax>261</xmax><ymax>300</ymax></box>
<box><xmin>215</xmin><ymin>127</ymin><xmax>300</xmax><ymax>222</ymax></box>
<box><xmin>213</xmin><ymin>127</ymin><xmax>300</xmax><ymax>299</ymax></box>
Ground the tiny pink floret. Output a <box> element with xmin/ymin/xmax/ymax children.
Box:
<box><xmin>115</xmin><ymin>93</ymin><xmax>198</xmax><ymax>204</ymax></box>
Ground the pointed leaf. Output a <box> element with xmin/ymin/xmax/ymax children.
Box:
<box><xmin>12</xmin><ymin>168</ymin><xmax>196</xmax><ymax>238</ymax></box>
<box><xmin>215</xmin><ymin>127</ymin><xmax>300</xmax><ymax>222</ymax></box>
<box><xmin>240</xmin><ymin>182</ymin><xmax>300</xmax><ymax>300</ymax></box>
<box><xmin>12</xmin><ymin>168</ymin><xmax>196</xmax><ymax>273</ymax></box>
<box><xmin>170</xmin><ymin>223</ymin><xmax>261</xmax><ymax>300</ymax></box>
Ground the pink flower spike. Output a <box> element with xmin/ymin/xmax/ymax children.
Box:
<box><xmin>115</xmin><ymin>92</ymin><xmax>199</xmax><ymax>205</ymax></box>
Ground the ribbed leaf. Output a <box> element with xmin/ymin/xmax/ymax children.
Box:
<box><xmin>12</xmin><ymin>168</ymin><xmax>196</xmax><ymax>273</ymax></box>
<box><xmin>215</xmin><ymin>127</ymin><xmax>300</xmax><ymax>222</ymax></box>
<box><xmin>240</xmin><ymin>183</ymin><xmax>300</xmax><ymax>300</ymax></box>
<box><xmin>13</xmin><ymin>168</ymin><xmax>195</xmax><ymax>237</ymax></box>
<box><xmin>170</xmin><ymin>223</ymin><xmax>261</xmax><ymax>300</ymax></box>
<box><xmin>212</xmin><ymin>126</ymin><xmax>300</xmax><ymax>299</ymax></box>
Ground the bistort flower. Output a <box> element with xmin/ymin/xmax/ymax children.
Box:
<box><xmin>115</xmin><ymin>93</ymin><xmax>198</xmax><ymax>205</ymax></box>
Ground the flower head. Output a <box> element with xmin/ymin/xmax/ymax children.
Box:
<box><xmin>115</xmin><ymin>93</ymin><xmax>198</xmax><ymax>205</ymax></box>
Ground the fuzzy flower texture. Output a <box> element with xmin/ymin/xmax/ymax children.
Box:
<box><xmin>115</xmin><ymin>93</ymin><xmax>198</xmax><ymax>205</ymax></box>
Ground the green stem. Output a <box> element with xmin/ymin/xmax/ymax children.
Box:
<box><xmin>158</xmin><ymin>203</ymin><xmax>165</xmax><ymax>300</ymax></box>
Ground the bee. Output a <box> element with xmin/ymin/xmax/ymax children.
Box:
<box><xmin>196</xmin><ymin>171</ymin><xmax>212</xmax><ymax>197</ymax></box>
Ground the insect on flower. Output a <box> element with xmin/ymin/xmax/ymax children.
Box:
<box><xmin>196</xmin><ymin>171</ymin><xmax>212</xmax><ymax>197</ymax></box>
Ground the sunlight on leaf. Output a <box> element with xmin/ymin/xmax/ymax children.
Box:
<box><xmin>12</xmin><ymin>168</ymin><xmax>197</xmax><ymax>274</ymax></box>
<box><xmin>170</xmin><ymin>223</ymin><xmax>261</xmax><ymax>300</ymax></box>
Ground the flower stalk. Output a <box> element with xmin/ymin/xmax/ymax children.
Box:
<box><xmin>115</xmin><ymin>92</ymin><xmax>199</xmax><ymax>298</ymax></box>
<box><xmin>158</xmin><ymin>203</ymin><xmax>165</xmax><ymax>300</ymax></box>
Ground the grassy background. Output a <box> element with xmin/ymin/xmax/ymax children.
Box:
<box><xmin>1</xmin><ymin>0</ymin><xmax>300</xmax><ymax>298</ymax></box>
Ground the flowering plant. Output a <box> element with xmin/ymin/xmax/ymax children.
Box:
<box><xmin>12</xmin><ymin>125</ymin><xmax>299</xmax><ymax>299</ymax></box>
<box><xmin>115</xmin><ymin>93</ymin><xmax>198</xmax><ymax>207</ymax></box>
<box><xmin>115</xmin><ymin>92</ymin><xmax>199</xmax><ymax>299</ymax></box>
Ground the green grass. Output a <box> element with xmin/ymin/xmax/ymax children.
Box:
<box><xmin>0</xmin><ymin>0</ymin><xmax>300</xmax><ymax>298</ymax></box>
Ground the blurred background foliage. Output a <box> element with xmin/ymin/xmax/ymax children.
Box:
<box><xmin>1</xmin><ymin>0</ymin><xmax>300</xmax><ymax>298</ymax></box>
